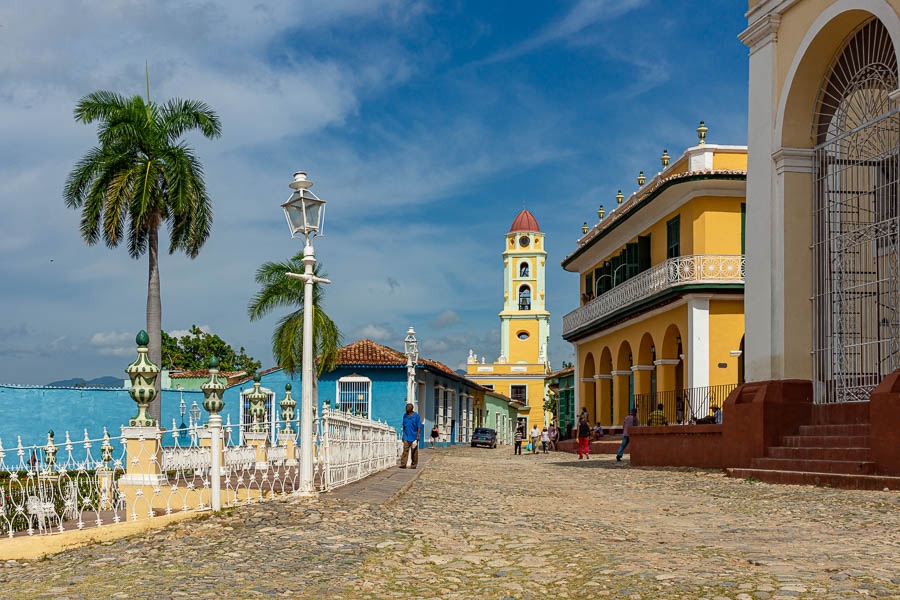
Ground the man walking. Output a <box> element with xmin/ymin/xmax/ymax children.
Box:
<box><xmin>514</xmin><ymin>426</ymin><xmax>523</xmax><ymax>455</ymax></box>
<box><xmin>529</xmin><ymin>423</ymin><xmax>541</xmax><ymax>454</ymax></box>
<box><xmin>616</xmin><ymin>408</ymin><xmax>638</xmax><ymax>462</ymax></box>
<box><xmin>399</xmin><ymin>402</ymin><xmax>422</xmax><ymax>469</ymax></box>
<box><xmin>576</xmin><ymin>414</ymin><xmax>591</xmax><ymax>459</ymax></box>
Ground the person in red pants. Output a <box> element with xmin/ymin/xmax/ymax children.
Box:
<box><xmin>576</xmin><ymin>414</ymin><xmax>591</xmax><ymax>459</ymax></box>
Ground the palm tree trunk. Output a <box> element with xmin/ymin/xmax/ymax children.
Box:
<box><xmin>147</xmin><ymin>216</ymin><xmax>162</xmax><ymax>423</ymax></box>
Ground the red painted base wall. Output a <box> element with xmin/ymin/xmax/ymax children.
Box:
<box><xmin>628</xmin><ymin>373</ymin><xmax>900</xmax><ymax>476</ymax></box>
<box><xmin>630</xmin><ymin>425</ymin><xmax>723</xmax><ymax>468</ymax></box>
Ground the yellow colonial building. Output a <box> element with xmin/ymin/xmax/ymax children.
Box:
<box><xmin>561</xmin><ymin>133</ymin><xmax>747</xmax><ymax>426</ymax></box>
<box><xmin>467</xmin><ymin>209</ymin><xmax>551</xmax><ymax>431</ymax></box>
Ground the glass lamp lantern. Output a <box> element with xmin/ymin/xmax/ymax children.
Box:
<box><xmin>282</xmin><ymin>171</ymin><xmax>326</xmax><ymax>240</ymax></box>
<box><xmin>190</xmin><ymin>400</ymin><xmax>201</xmax><ymax>426</ymax></box>
<box><xmin>404</xmin><ymin>327</ymin><xmax>418</xmax><ymax>364</ymax></box>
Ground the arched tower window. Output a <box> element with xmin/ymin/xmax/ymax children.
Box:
<box><xmin>518</xmin><ymin>285</ymin><xmax>531</xmax><ymax>310</ymax></box>
<box><xmin>519</xmin><ymin>261</ymin><xmax>529</xmax><ymax>277</ymax></box>
<box><xmin>812</xmin><ymin>17</ymin><xmax>900</xmax><ymax>404</ymax></box>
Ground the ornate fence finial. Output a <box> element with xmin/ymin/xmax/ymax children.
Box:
<box><xmin>201</xmin><ymin>356</ymin><xmax>227</xmax><ymax>418</ymax></box>
<box><xmin>247</xmin><ymin>373</ymin><xmax>267</xmax><ymax>433</ymax></box>
<box><xmin>126</xmin><ymin>330</ymin><xmax>160</xmax><ymax>427</ymax></box>
<box><xmin>280</xmin><ymin>383</ymin><xmax>296</xmax><ymax>434</ymax></box>
<box><xmin>45</xmin><ymin>430</ymin><xmax>57</xmax><ymax>473</ymax></box>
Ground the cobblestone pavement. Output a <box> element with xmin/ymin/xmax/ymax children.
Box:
<box><xmin>3</xmin><ymin>447</ymin><xmax>899</xmax><ymax>599</ymax></box>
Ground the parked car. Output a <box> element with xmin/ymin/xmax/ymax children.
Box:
<box><xmin>470</xmin><ymin>427</ymin><xmax>498</xmax><ymax>449</ymax></box>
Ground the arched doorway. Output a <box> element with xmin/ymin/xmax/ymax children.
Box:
<box><xmin>635</xmin><ymin>333</ymin><xmax>656</xmax><ymax>423</ymax></box>
<box><xmin>613</xmin><ymin>341</ymin><xmax>633</xmax><ymax>424</ymax></box>
<box><xmin>582</xmin><ymin>352</ymin><xmax>596</xmax><ymax>424</ymax></box>
<box><xmin>661</xmin><ymin>324</ymin><xmax>684</xmax><ymax>423</ymax></box>
<box><xmin>811</xmin><ymin>17</ymin><xmax>900</xmax><ymax>403</ymax></box>
<box><xmin>598</xmin><ymin>347</ymin><xmax>613</xmax><ymax>427</ymax></box>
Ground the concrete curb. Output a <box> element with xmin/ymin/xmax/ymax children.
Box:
<box><xmin>384</xmin><ymin>453</ymin><xmax>438</xmax><ymax>506</ymax></box>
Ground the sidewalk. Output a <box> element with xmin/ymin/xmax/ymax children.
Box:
<box><xmin>326</xmin><ymin>451</ymin><xmax>434</xmax><ymax>504</ymax></box>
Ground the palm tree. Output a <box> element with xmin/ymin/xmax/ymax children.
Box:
<box><xmin>247</xmin><ymin>253</ymin><xmax>342</xmax><ymax>378</ymax></box>
<box><xmin>64</xmin><ymin>72</ymin><xmax>221</xmax><ymax>422</ymax></box>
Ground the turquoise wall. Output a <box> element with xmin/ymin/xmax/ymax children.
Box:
<box><xmin>0</xmin><ymin>364</ymin><xmax>475</xmax><ymax>450</ymax></box>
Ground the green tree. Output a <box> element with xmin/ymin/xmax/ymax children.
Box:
<box><xmin>64</xmin><ymin>69</ymin><xmax>221</xmax><ymax>422</ymax></box>
<box><xmin>247</xmin><ymin>253</ymin><xmax>342</xmax><ymax>376</ymax></box>
<box><xmin>561</xmin><ymin>360</ymin><xmax>573</xmax><ymax>369</ymax></box>
<box><xmin>161</xmin><ymin>325</ymin><xmax>261</xmax><ymax>374</ymax></box>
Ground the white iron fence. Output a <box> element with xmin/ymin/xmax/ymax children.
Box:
<box><xmin>0</xmin><ymin>411</ymin><xmax>400</xmax><ymax>537</ymax></box>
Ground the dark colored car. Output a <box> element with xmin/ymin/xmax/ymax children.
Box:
<box><xmin>470</xmin><ymin>427</ymin><xmax>498</xmax><ymax>448</ymax></box>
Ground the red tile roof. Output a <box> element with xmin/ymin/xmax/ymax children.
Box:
<box><xmin>171</xmin><ymin>369</ymin><xmax>247</xmax><ymax>379</ymax></box>
<box><xmin>509</xmin><ymin>209</ymin><xmax>541</xmax><ymax>233</ymax></box>
<box><xmin>337</xmin><ymin>338</ymin><xmax>409</xmax><ymax>366</ymax></box>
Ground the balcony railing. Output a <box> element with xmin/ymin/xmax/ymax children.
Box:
<box><xmin>563</xmin><ymin>254</ymin><xmax>745</xmax><ymax>337</ymax></box>
<box><xmin>633</xmin><ymin>384</ymin><xmax>738</xmax><ymax>425</ymax></box>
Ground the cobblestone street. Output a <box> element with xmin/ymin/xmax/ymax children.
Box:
<box><xmin>4</xmin><ymin>447</ymin><xmax>899</xmax><ymax>599</ymax></box>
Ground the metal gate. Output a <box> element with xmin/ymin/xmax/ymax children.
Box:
<box><xmin>811</xmin><ymin>17</ymin><xmax>900</xmax><ymax>404</ymax></box>
<box><xmin>812</xmin><ymin>108</ymin><xmax>900</xmax><ymax>403</ymax></box>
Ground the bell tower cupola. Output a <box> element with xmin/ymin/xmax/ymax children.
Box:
<box><xmin>501</xmin><ymin>209</ymin><xmax>550</xmax><ymax>366</ymax></box>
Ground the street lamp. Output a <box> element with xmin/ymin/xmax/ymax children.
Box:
<box><xmin>283</xmin><ymin>171</ymin><xmax>331</xmax><ymax>496</ymax></box>
<box><xmin>178</xmin><ymin>386</ymin><xmax>187</xmax><ymax>442</ymax></box>
<box><xmin>404</xmin><ymin>326</ymin><xmax>419</xmax><ymax>411</ymax></box>
<box><xmin>189</xmin><ymin>400</ymin><xmax>201</xmax><ymax>445</ymax></box>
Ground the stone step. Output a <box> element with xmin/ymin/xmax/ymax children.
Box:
<box><xmin>766</xmin><ymin>446</ymin><xmax>871</xmax><ymax>461</ymax></box>
<box><xmin>781</xmin><ymin>435</ymin><xmax>869</xmax><ymax>448</ymax></box>
<box><xmin>797</xmin><ymin>424</ymin><xmax>870</xmax><ymax>436</ymax></box>
<box><xmin>750</xmin><ymin>457</ymin><xmax>876</xmax><ymax>475</ymax></box>
<box><xmin>727</xmin><ymin>468</ymin><xmax>900</xmax><ymax>491</ymax></box>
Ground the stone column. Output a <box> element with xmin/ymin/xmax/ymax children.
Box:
<box><xmin>595</xmin><ymin>375</ymin><xmax>612</xmax><ymax>427</ymax></box>
<box><xmin>278</xmin><ymin>383</ymin><xmax>298</xmax><ymax>467</ymax></box>
<box><xmin>611</xmin><ymin>370</ymin><xmax>632</xmax><ymax>426</ymax></box>
<box><xmin>119</xmin><ymin>331</ymin><xmax>168</xmax><ymax>518</ymax></box>
<box><xmin>632</xmin><ymin>365</ymin><xmax>655</xmax><ymax>421</ymax></box>
<box><xmin>654</xmin><ymin>359</ymin><xmax>680</xmax><ymax>422</ymax></box>
<box><xmin>201</xmin><ymin>357</ymin><xmax>226</xmax><ymax>511</ymax></box>
<box><xmin>245</xmin><ymin>375</ymin><xmax>269</xmax><ymax>470</ymax></box>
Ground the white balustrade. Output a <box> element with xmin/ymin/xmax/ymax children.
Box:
<box><xmin>562</xmin><ymin>254</ymin><xmax>745</xmax><ymax>336</ymax></box>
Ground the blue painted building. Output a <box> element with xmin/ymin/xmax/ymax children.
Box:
<box><xmin>0</xmin><ymin>339</ymin><xmax>484</xmax><ymax>449</ymax></box>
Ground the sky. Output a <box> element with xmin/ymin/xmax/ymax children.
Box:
<box><xmin>0</xmin><ymin>0</ymin><xmax>750</xmax><ymax>384</ymax></box>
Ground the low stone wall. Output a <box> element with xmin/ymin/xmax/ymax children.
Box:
<box><xmin>629</xmin><ymin>425</ymin><xmax>724</xmax><ymax>468</ymax></box>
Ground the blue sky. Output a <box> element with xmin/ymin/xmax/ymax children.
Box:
<box><xmin>0</xmin><ymin>0</ymin><xmax>750</xmax><ymax>384</ymax></box>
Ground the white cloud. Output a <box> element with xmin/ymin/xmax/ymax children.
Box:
<box><xmin>167</xmin><ymin>325</ymin><xmax>211</xmax><ymax>339</ymax></box>
<box><xmin>90</xmin><ymin>331</ymin><xmax>133</xmax><ymax>347</ymax></box>
<box><xmin>429</xmin><ymin>309</ymin><xmax>460</xmax><ymax>328</ymax></box>
<box><xmin>481</xmin><ymin>0</ymin><xmax>647</xmax><ymax>64</ymax></box>
<box><xmin>355</xmin><ymin>324</ymin><xmax>394</xmax><ymax>342</ymax></box>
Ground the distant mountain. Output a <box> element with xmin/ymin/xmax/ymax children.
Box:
<box><xmin>46</xmin><ymin>376</ymin><xmax>123</xmax><ymax>388</ymax></box>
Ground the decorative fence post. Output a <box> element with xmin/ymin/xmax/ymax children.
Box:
<box><xmin>201</xmin><ymin>357</ymin><xmax>226</xmax><ymax>511</ymax></box>
<box><xmin>245</xmin><ymin>375</ymin><xmax>269</xmax><ymax>470</ymax></box>
<box><xmin>118</xmin><ymin>330</ymin><xmax>167</xmax><ymax>519</ymax></box>
<box><xmin>278</xmin><ymin>384</ymin><xmax>298</xmax><ymax>467</ymax></box>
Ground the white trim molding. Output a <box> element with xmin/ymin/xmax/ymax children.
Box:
<box><xmin>739</xmin><ymin>13</ymin><xmax>781</xmax><ymax>55</ymax></box>
<box><xmin>653</xmin><ymin>358</ymin><xmax>681</xmax><ymax>366</ymax></box>
<box><xmin>772</xmin><ymin>147</ymin><xmax>814</xmax><ymax>175</ymax></box>
<box><xmin>730</xmin><ymin>350</ymin><xmax>744</xmax><ymax>357</ymax></box>
<box><xmin>580</xmin><ymin>378</ymin><xmax>594</xmax><ymax>383</ymax></box>
<box><xmin>594</xmin><ymin>374</ymin><xmax>612</xmax><ymax>380</ymax></box>
<box><xmin>631</xmin><ymin>365</ymin><xmax>655</xmax><ymax>372</ymax></box>
<box><xmin>611</xmin><ymin>370</ymin><xmax>632</xmax><ymax>376</ymax></box>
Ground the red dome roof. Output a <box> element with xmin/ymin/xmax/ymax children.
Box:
<box><xmin>509</xmin><ymin>209</ymin><xmax>541</xmax><ymax>233</ymax></box>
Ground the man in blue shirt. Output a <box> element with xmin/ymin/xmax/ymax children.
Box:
<box><xmin>399</xmin><ymin>402</ymin><xmax>422</xmax><ymax>469</ymax></box>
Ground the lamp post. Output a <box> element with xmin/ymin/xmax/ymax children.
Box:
<box><xmin>178</xmin><ymin>386</ymin><xmax>187</xmax><ymax>441</ymax></box>
<box><xmin>189</xmin><ymin>400</ymin><xmax>201</xmax><ymax>445</ymax></box>
<box><xmin>404</xmin><ymin>327</ymin><xmax>419</xmax><ymax>411</ymax></box>
<box><xmin>282</xmin><ymin>171</ymin><xmax>330</xmax><ymax>496</ymax></box>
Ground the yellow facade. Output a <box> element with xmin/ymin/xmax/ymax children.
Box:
<box><xmin>562</xmin><ymin>142</ymin><xmax>746</xmax><ymax>426</ymax></box>
<box><xmin>467</xmin><ymin>209</ymin><xmax>551</xmax><ymax>430</ymax></box>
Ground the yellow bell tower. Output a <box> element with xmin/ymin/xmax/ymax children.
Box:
<box><xmin>501</xmin><ymin>210</ymin><xmax>550</xmax><ymax>365</ymax></box>
<box><xmin>467</xmin><ymin>209</ymin><xmax>551</xmax><ymax>431</ymax></box>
